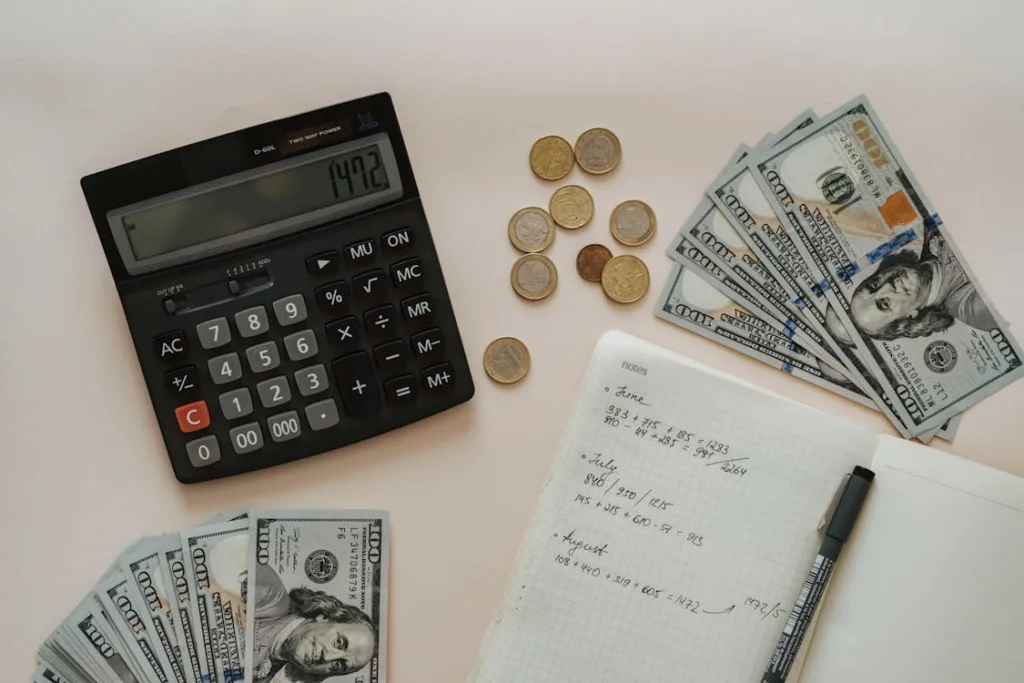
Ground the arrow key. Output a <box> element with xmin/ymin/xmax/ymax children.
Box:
<box><xmin>306</xmin><ymin>251</ymin><xmax>340</xmax><ymax>276</ymax></box>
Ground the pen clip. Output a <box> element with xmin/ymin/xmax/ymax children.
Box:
<box><xmin>817</xmin><ymin>473</ymin><xmax>851</xmax><ymax>533</ymax></box>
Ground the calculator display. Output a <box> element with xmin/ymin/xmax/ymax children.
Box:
<box><xmin>122</xmin><ymin>144</ymin><xmax>390</xmax><ymax>261</ymax></box>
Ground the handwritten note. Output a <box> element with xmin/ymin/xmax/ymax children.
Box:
<box><xmin>469</xmin><ymin>331</ymin><xmax>877</xmax><ymax>683</ymax></box>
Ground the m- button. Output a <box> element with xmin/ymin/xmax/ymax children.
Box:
<box><xmin>390</xmin><ymin>258</ymin><xmax>423</xmax><ymax>290</ymax></box>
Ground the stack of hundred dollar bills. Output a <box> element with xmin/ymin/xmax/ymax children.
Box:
<box><xmin>34</xmin><ymin>509</ymin><xmax>389</xmax><ymax>683</ymax></box>
<box><xmin>656</xmin><ymin>95</ymin><xmax>1023</xmax><ymax>443</ymax></box>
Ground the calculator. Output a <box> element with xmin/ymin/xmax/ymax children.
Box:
<box><xmin>81</xmin><ymin>93</ymin><xmax>474</xmax><ymax>484</ymax></box>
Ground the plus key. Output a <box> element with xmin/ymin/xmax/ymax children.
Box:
<box><xmin>332</xmin><ymin>352</ymin><xmax>381</xmax><ymax>417</ymax></box>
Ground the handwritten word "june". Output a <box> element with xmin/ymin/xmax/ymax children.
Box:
<box><xmin>614</xmin><ymin>386</ymin><xmax>650</xmax><ymax>405</ymax></box>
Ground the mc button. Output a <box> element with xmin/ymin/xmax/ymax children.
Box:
<box><xmin>154</xmin><ymin>330</ymin><xmax>188</xmax><ymax>362</ymax></box>
<box><xmin>391</xmin><ymin>258</ymin><xmax>423</xmax><ymax>290</ymax></box>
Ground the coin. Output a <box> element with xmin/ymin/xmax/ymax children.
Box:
<box><xmin>483</xmin><ymin>337</ymin><xmax>531</xmax><ymax>384</ymax></box>
<box><xmin>511</xmin><ymin>253</ymin><xmax>558</xmax><ymax>300</ymax></box>
<box><xmin>600</xmin><ymin>254</ymin><xmax>650</xmax><ymax>304</ymax></box>
<box><xmin>549</xmin><ymin>185</ymin><xmax>594</xmax><ymax>229</ymax></box>
<box><xmin>574</xmin><ymin>128</ymin><xmax>621</xmax><ymax>175</ymax></box>
<box><xmin>508</xmin><ymin>207</ymin><xmax>556</xmax><ymax>253</ymax></box>
<box><xmin>529</xmin><ymin>136</ymin><xmax>575</xmax><ymax>181</ymax></box>
<box><xmin>610</xmin><ymin>200</ymin><xmax>657</xmax><ymax>246</ymax></box>
<box><xmin>576</xmin><ymin>244</ymin><xmax>613</xmax><ymax>283</ymax></box>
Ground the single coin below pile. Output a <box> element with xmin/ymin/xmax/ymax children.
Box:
<box><xmin>483</xmin><ymin>337</ymin><xmax>531</xmax><ymax>384</ymax></box>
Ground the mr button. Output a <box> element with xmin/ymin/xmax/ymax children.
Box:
<box><xmin>401</xmin><ymin>294</ymin><xmax>435</xmax><ymax>325</ymax></box>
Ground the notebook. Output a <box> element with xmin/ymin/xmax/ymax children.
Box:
<box><xmin>468</xmin><ymin>331</ymin><xmax>1024</xmax><ymax>683</ymax></box>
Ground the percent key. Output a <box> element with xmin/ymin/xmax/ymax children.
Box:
<box><xmin>316</xmin><ymin>281</ymin><xmax>350</xmax><ymax>314</ymax></box>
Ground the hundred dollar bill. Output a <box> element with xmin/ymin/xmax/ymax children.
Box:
<box><xmin>747</xmin><ymin>95</ymin><xmax>1023</xmax><ymax>434</ymax></box>
<box><xmin>97</xmin><ymin>569</ymin><xmax>176</xmax><ymax>683</ymax></box>
<box><xmin>673</xmin><ymin>199</ymin><xmax>849</xmax><ymax>371</ymax></box>
<box><xmin>244</xmin><ymin>510</ymin><xmax>389</xmax><ymax>683</ymax></box>
<box><xmin>123</xmin><ymin>537</ymin><xmax>193</xmax><ymax>683</ymax></box>
<box><xmin>182</xmin><ymin>520</ymin><xmax>250</xmax><ymax>683</ymax></box>
<box><xmin>67</xmin><ymin>601</ymin><xmax>142</xmax><ymax>683</ymax></box>
<box><xmin>656</xmin><ymin>263</ymin><xmax>875</xmax><ymax>406</ymax></box>
<box><xmin>38</xmin><ymin>629</ymin><xmax>92</xmax><ymax>683</ymax></box>
<box><xmin>162</xmin><ymin>541</ymin><xmax>216</xmax><ymax>683</ymax></box>
<box><xmin>655</xmin><ymin>263</ymin><xmax>956</xmax><ymax>441</ymax></box>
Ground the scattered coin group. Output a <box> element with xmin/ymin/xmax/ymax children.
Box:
<box><xmin>488</xmin><ymin>128</ymin><xmax>654</xmax><ymax>383</ymax></box>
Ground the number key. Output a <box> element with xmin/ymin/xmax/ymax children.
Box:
<box><xmin>235</xmin><ymin>306</ymin><xmax>270</xmax><ymax>338</ymax></box>
<box><xmin>246</xmin><ymin>341</ymin><xmax>280</xmax><ymax>373</ymax></box>
<box><xmin>196</xmin><ymin>317</ymin><xmax>231</xmax><ymax>349</ymax></box>
<box><xmin>185</xmin><ymin>435</ymin><xmax>221</xmax><ymax>468</ymax></box>
<box><xmin>294</xmin><ymin>364</ymin><xmax>329</xmax><ymax>397</ymax></box>
<box><xmin>229</xmin><ymin>422</ymin><xmax>264</xmax><ymax>454</ymax></box>
<box><xmin>267</xmin><ymin>410</ymin><xmax>302</xmax><ymax>443</ymax></box>
<box><xmin>272</xmin><ymin>294</ymin><xmax>307</xmax><ymax>326</ymax></box>
<box><xmin>256</xmin><ymin>376</ymin><xmax>291</xmax><ymax>408</ymax></box>
<box><xmin>218</xmin><ymin>388</ymin><xmax>253</xmax><ymax>420</ymax></box>
<box><xmin>208</xmin><ymin>352</ymin><xmax>242</xmax><ymax>385</ymax></box>
<box><xmin>283</xmin><ymin>329</ymin><xmax>318</xmax><ymax>362</ymax></box>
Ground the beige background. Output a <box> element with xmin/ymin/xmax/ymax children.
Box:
<box><xmin>2</xmin><ymin>0</ymin><xmax>1023</xmax><ymax>679</ymax></box>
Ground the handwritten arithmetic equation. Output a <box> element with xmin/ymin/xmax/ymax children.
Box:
<box><xmin>603</xmin><ymin>385</ymin><xmax>749</xmax><ymax>478</ymax></box>
<box><xmin>550</xmin><ymin>534</ymin><xmax>787</xmax><ymax>622</ymax></box>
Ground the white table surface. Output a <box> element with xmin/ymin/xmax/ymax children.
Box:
<box><xmin>3</xmin><ymin>0</ymin><xmax>1023</xmax><ymax>678</ymax></box>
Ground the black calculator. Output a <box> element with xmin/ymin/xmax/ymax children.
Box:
<box><xmin>81</xmin><ymin>93</ymin><xmax>474</xmax><ymax>484</ymax></box>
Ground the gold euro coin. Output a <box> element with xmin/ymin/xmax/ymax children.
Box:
<box><xmin>610</xmin><ymin>200</ymin><xmax>656</xmax><ymax>246</ymax></box>
<box><xmin>511</xmin><ymin>253</ymin><xmax>558</xmax><ymax>301</ymax></box>
<box><xmin>508</xmin><ymin>207</ymin><xmax>556</xmax><ymax>253</ymax></box>
<box><xmin>576</xmin><ymin>244</ymin><xmax>613</xmax><ymax>283</ymax></box>
<box><xmin>483</xmin><ymin>337</ymin><xmax>531</xmax><ymax>384</ymax></box>
<box><xmin>529</xmin><ymin>136</ymin><xmax>575</xmax><ymax>181</ymax></box>
<box><xmin>600</xmin><ymin>254</ymin><xmax>650</xmax><ymax>304</ymax></box>
<box><xmin>549</xmin><ymin>185</ymin><xmax>594</xmax><ymax>229</ymax></box>
<box><xmin>574</xmin><ymin>128</ymin><xmax>621</xmax><ymax>175</ymax></box>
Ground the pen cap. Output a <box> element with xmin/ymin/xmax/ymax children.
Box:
<box><xmin>825</xmin><ymin>466</ymin><xmax>875</xmax><ymax>543</ymax></box>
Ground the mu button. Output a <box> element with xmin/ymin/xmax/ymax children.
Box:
<box><xmin>175</xmin><ymin>400</ymin><xmax>211</xmax><ymax>433</ymax></box>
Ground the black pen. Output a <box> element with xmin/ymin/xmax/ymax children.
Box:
<box><xmin>760</xmin><ymin>465</ymin><xmax>875</xmax><ymax>683</ymax></box>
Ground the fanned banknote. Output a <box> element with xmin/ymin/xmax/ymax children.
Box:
<box><xmin>746</xmin><ymin>95</ymin><xmax>1022</xmax><ymax>435</ymax></box>
<box><xmin>243</xmin><ymin>510</ymin><xmax>389</xmax><ymax>683</ymax></box>
<box><xmin>35</xmin><ymin>508</ymin><xmax>388</xmax><ymax>683</ymax></box>
<box><xmin>657</xmin><ymin>98</ymin><xmax>995</xmax><ymax>441</ymax></box>
<box><xmin>182</xmin><ymin>520</ymin><xmax>250</xmax><ymax>683</ymax></box>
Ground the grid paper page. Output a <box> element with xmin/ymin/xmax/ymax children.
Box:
<box><xmin>469</xmin><ymin>331</ymin><xmax>878</xmax><ymax>683</ymax></box>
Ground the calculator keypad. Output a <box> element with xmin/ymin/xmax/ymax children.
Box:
<box><xmin>236</xmin><ymin>306</ymin><xmax>270</xmax><ymax>338</ymax></box>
